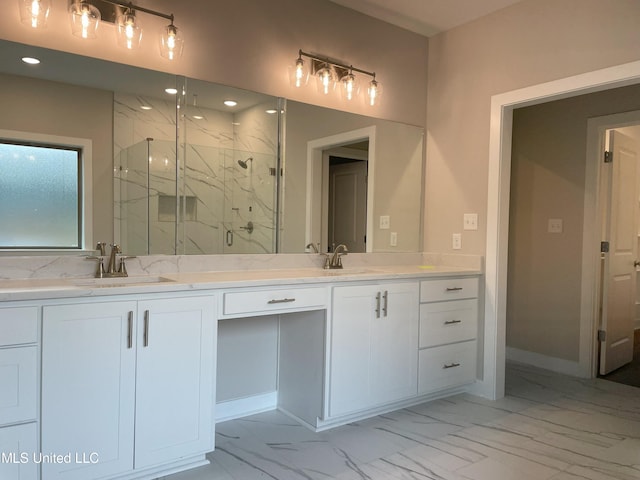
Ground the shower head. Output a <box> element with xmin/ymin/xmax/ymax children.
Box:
<box><xmin>237</xmin><ymin>157</ymin><xmax>253</xmax><ymax>169</ymax></box>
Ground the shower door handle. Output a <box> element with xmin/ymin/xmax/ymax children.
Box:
<box><xmin>226</xmin><ymin>230</ymin><xmax>234</xmax><ymax>246</ymax></box>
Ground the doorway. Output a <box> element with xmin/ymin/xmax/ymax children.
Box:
<box><xmin>305</xmin><ymin>127</ymin><xmax>375</xmax><ymax>254</ymax></box>
<box><xmin>482</xmin><ymin>60</ymin><xmax>640</xmax><ymax>402</ymax></box>
<box><xmin>326</xmin><ymin>144</ymin><xmax>368</xmax><ymax>253</ymax></box>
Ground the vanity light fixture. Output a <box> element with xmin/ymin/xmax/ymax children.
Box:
<box><xmin>18</xmin><ymin>0</ymin><xmax>51</xmax><ymax>28</ymax></box>
<box><xmin>292</xmin><ymin>49</ymin><xmax>382</xmax><ymax>106</ymax></box>
<box><xmin>19</xmin><ymin>0</ymin><xmax>183</xmax><ymax>59</ymax></box>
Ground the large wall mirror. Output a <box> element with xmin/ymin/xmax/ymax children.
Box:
<box><xmin>0</xmin><ymin>39</ymin><xmax>423</xmax><ymax>255</ymax></box>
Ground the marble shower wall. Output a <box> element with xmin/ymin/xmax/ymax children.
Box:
<box><xmin>114</xmin><ymin>93</ymin><xmax>278</xmax><ymax>255</ymax></box>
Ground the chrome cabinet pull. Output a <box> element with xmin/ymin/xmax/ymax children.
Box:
<box><xmin>267</xmin><ymin>298</ymin><xmax>296</xmax><ymax>304</ymax></box>
<box><xmin>375</xmin><ymin>292</ymin><xmax>381</xmax><ymax>318</ymax></box>
<box><xmin>382</xmin><ymin>290</ymin><xmax>388</xmax><ymax>317</ymax></box>
<box><xmin>143</xmin><ymin>310</ymin><xmax>149</xmax><ymax>347</ymax></box>
<box><xmin>443</xmin><ymin>362</ymin><xmax>461</xmax><ymax>369</ymax></box>
<box><xmin>446</xmin><ymin>287</ymin><xmax>463</xmax><ymax>292</ymax></box>
<box><xmin>444</xmin><ymin>319</ymin><xmax>462</xmax><ymax>325</ymax></box>
<box><xmin>127</xmin><ymin>311</ymin><xmax>133</xmax><ymax>349</ymax></box>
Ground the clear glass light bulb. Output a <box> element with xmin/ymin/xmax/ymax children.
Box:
<box><xmin>80</xmin><ymin>8</ymin><xmax>91</xmax><ymax>38</ymax></box>
<box><xmin>295</xmin><ymin>59</ymin><xmax>304</xmax><ymax>87</ymax></box>
<box><xmin>368</xmin><ymin>79</ymin><xmax>379</xmax><ymax>106</ymax></box>
<box><xmin>321</xmin><ymin>69</ymin><xmax>331</xmax><ymax>94</ymax></box>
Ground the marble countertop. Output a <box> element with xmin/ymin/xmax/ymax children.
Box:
<box><xmin>0</xmin><ymin>264</ymin><xmax>481</xmax><ymax>302</ymax></box>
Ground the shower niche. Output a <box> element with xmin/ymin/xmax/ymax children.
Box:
<box><xmin>113</xmin><ymin>81</ymin><xmax>279</xmax><ymax>255</ymax></box>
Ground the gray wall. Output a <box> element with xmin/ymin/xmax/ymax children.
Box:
<box><xmin>426</xmin><ymin>0</ymin><xmax>640</xmax><ymax>255</ymax></box>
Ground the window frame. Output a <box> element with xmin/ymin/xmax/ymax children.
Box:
<box><xmin>0</xmin><ymin>129</ymin><xmax>93</xmax><ymax>253</ymax></box>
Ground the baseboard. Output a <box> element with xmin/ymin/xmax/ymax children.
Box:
<box><xmin>216</xmin><ymin>391</ymin><xmax>277</xmax><ymax>423</ymax></box>
<box><xmin>506</xmin><ymin>347</ymin><xmax>583</xmax><ymax>377</ymax></box>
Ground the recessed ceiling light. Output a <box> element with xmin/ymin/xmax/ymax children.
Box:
<box><xmin>265</xmin><ymin>109</ymin><xmax>278</xmax><ymax>114</ymax></box>
<box><xmin>21</xmin><ymin>57</ymin><xmax>40</xmax><ymax>65</ymax></box>
<box><xmin>165</xmin><ymin>87</ymin><xmax>178</xmax><ymax>95</ymax></box>
<box><xmin>140</xmin><ymin>105</ymin><xmax>152</xmax><ymax>110</ymax></box>
<box><xmin>193</xmin><ymin>115</ymin><xmax>204</xmax><ymax>120</ymax></box>
<box><xmin>224</xmin><ymin>100</ymin><xmax>237</xmax><ymax>107</ymax></box>
<box><xmin>232</xmin><ymin>122</ymin><xmax>240</xmax><ymax>126</ymax></box>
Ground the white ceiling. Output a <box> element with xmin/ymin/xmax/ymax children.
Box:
<box><xmin>328</xmin><ymin>0</ymin><xmax>525</xmax><ymax>37</ymax></box>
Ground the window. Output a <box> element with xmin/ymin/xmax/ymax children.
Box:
<box><xmin>0</xmin><ymin>132</ymin><xmax>92</xmax><ymax>250</ymax></box>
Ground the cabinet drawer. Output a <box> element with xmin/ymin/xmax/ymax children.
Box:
<box><xmin>0</xmin><ymin>346</ymin><xmax>38</xmax><ymax>426</ymax></box>
<box><xmin>419</xmin><ymin>299</ymin><xmax>477</xmax><ymax>348</ymax></box>
<box><xmin>420</xmin><ymin>277</ymin><xmax>478</xmax><ymax>303</ymax></box>
<box><xmin>418</xmin><ymin>341</ymin><xmax>476</xmax><ymax>394</ymax></box>
<box><xmin>0</xmin><ymin>422</ymin><xmax>38</xmax><ymax>480</ymax></box>
<box><xmin>223</xmin><ymin>287</ymin><xmax>327</xmax><ymax>316</ymax></box>
<box><xmin>0</xmin><ymin>307</ymin><xmax>38</xmax><ymax>347</ymax></box>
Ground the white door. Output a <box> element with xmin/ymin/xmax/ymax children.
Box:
<box><xmin>600</xmin><ymin>130</ymin><xmax>639</xmax><ymax>374</ymax></box>
<box><xmin>42</xmin><ymin>302</ymin><xmax>137</xmax><ymax>480</ymax></box>
<box><xmin>328</xmin><ymin>160</ymin><xmax>367</xmax><ymax>252</ymax></box>
<box><xmin>134</xmin><ymin>296</ymin><xmax>216</xmax><ymax>469</ymax></box>
<box><xmin>0</xmin><ymin>424</ymin><xmax>38</xmax><ymax>480</ymax></box>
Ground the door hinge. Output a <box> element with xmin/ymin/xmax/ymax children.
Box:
<box><xmin>600</xmin><ymin>241</ymin><xmax>609</xmax><ymax>253</ymax></box>
<box><xmin>604</xmin><ymin>151</ymin><xmax>613</xmax><ymax>163</ymax></box>
<box><xmin>598</xmin><ymin>329</ymin><xmax>606</xmax><ymax>342</ymax></box>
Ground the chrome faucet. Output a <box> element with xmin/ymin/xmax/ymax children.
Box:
<box><xmin>325</xmin><ymin>244</ymin><xmax>348</xmax><ymax>269</ymax></box>
<box><xmin>86</xmin><ymin>242</ymin><xmax>134</xmax><ymax>278</ymax></box>
<box><xmin>106</xmin><ymin>244</ymin><xmax>121</xmax><ymax>275</ymax></box>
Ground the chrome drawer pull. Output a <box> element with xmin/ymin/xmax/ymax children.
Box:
<box><xmin>375</xmin><ymin>292</ymin><xmax>381</xmax><ymax>318</ymax></box>
<box><xmin>267</xmin><ymin>298</ymin><xmax>296</xmax><ymax>304</ymax></box>
<box><xmin>444</xmin><ymin>320</ymin><xmax>462</xmax><ymax>325</ymax></box>
<box><xmin>143</xmin><ymin>310</ymin><xmax>150</xmax><ymax>347</ymax></box>
<box><xmin>443</xmin><ymin>362</ymin><xmax>461</xmax><ymax>369</ymax></box>
<box><xmin>382</xmin><ymin>290</ymin><xmax>388</xmax><ymax>317</ymax></box>
<box><xmin>127</xmin><ymin>311</ymin><xmax>133</xmax><ymax>349</ymax></box>
<box><xmin>446</xmin><ymin>287</ymin><xmax>463</xmax><ymax>292</ymax></box>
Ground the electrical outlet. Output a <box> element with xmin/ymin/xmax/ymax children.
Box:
<box><xmin>452</xmin><ymin>233</ymin><xmax>462</xmax><ymax>250</ymax></box>
<box><xmin>390</xmin><ymin>232</ymin><xmax>398</xmax><ymax>246</ymax></box>
<box><xmin>379</xmin><ymin>215</ymin><xmax>390</xmax><ymax>229</ymax></box>
<box><xmin>463</xmin><ymin>213</ymin><xmax>478</xmax><ymax>230</ymax></box>
<box><xmin>548</xmin><ymin>218</ymin><xmax>563</xmax><ymax>233</ymax></box>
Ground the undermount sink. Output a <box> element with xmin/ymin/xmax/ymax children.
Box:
<box><xmin>72</xmin><ymin>276</ymin><xmax>175</xmax><ymax>287</ymax></box>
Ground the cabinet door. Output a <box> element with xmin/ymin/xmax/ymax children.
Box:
<box><xmin>42</xmin><ymin>301</ymin><xmax>137</xmax><ymax>480</ymax></box>
<box><xmin>134</xmin><ymin>296</ymin><xmax>216</xmax><ymax>469</ymax></box>
<box><xmin>370</xmin><ymin>283</ymin><xmax>419</xmax><ymax>405</ymax></box>
<box><xmin>330</xmin><ymin>283</ymin><xmax>418</xmax><ymax>418</ymax></box>
<box><xmin>0</xmin><ymin>423</ymin><xmax>38</xmax><ymax>480</ymax></box>
<box><xmin>330</xmin><ymin>285</ymin><xmax>376</xmax><ymax>417</ymax></box>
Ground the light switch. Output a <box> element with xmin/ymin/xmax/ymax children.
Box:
<box><xmin>548</xmin><ymin>218</ymin><xmax>563</xmax><ymax>233</ymax></box>
<box><xmin>379</xmin><ymin>215</ymin><xmax>390</xmax><ymax>229</ymax></box>
<box><xmin>463</xmin><ymin>213</ymin><xmax>478</xmax><ymax>231</ymax></box>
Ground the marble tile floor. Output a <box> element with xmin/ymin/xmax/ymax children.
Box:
<box><xmin>161</xmin><ymin>363</ymin><xmax>640</xmax><ymax>480</ymax></box>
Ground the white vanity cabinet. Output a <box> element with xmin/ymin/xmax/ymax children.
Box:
<box><xmin>0</xmin><ymin>306</ymin><xmax>39</xmax><ymax>480</ymax></box>
<box><xmin>329</xmin><ymin>282</ymin><xmax>419</xmax><ymax>418</ymax></box>
<box><xmin>418</xmin><ymin>277</ymin><xmax>478</xmax><ymax>394</ymax></box>
<box><xmin>41</xmin><ymin>295</ymin><xmax>216</xmax><ymax>480</ymax></box>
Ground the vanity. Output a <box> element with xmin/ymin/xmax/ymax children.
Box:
<box><xmin>0</xmin><ymin>255</ymin><xmax>481</xmax><ymax>480</ymax></box>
